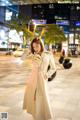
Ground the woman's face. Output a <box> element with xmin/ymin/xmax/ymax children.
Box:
<box><xmin>33</xmin><ymin>42</ymin><xmax>41</xmax><ymax>54</ymax></box>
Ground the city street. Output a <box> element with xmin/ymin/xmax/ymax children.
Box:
<box><xmin>0</xmin><ymin>55</ymin><xmax>80</xmax><ymax>120</ymax></box>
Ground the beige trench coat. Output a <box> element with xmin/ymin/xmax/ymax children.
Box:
<box><xmin>23</xmin><ymin>51</ymin><xmax>56</xmax><ymax>120</ymax></box>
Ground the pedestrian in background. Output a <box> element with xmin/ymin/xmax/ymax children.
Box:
<box><xmin>23</xmin><ymin>37</ymin><xmax>56</xmax><ymax>120</ymax></box>
<box><xmin>61</xmin><ymin>49</ymin><xmax>65</xmax><ymax>57</ymax></box>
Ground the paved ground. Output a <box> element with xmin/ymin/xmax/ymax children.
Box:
<box><xmin>0</xmin><ymin>55</ymin><xmax>80</xmax><ymax>120</ymax></box>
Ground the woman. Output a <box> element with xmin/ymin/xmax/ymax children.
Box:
<box><xmin>23</xmin><ymin>38</ymin><xmax>56</xmax><ymax>120</ymax></box>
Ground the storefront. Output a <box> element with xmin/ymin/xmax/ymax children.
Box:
<box><xmin>9</xmin><ymin>29</ymin><xmax>23</xmax><ymax>50</ymax></box>
<box><xmin>0</xmin><ymin>26</ymin><xmax>23</xmax><ymax>50</ymax></box>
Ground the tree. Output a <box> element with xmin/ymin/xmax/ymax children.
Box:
<box><xmin>35</xmin><ymin>24</ymin><xmax>66</xmax><ymax>45</ymax></box>
<box><xmin>6</xmin><ymin>15</ymin><xmax>34</xmax><ymax>47</ymax></box>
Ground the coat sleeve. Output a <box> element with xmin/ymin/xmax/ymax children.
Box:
<box><xmin>40</xmin><ymin>52</ymin><xmax>56</xmax><ymax>80</ymax></box>
<box><xmin>45</xmin><ymin>52</ymin><xmax>56</xmax><ymax>79</ymax></box>
<box><xmin>40</xmin><ymin>53</ymin><xmax>49</xmax><ymax>80</ymax></box>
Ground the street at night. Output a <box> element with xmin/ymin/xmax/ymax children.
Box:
<box><xmin>0</xmin><ymin>56</ymin><xmax>80</xmax><ymax>120</ymax></box>
<box><xmin>1</xmin><ymin>0</ymin><xmax>80</xmax><ymax>120</ymax></box>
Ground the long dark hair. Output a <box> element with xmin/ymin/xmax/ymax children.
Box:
<box><xmin>31</xmin><ymin>38</ymin><xmax>44</xmax><ymax>54</ymax></box>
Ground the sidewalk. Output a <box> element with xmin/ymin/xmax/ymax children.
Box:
<box><xmin>0</xmin><ymin>57</ymin><xmax>80</xmax><ymax>120</ymax></box>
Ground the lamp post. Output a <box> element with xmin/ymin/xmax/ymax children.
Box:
<box><xmin>6</xmin><ymin>29</ymin><xmax>11</xmax><ymax>55</ymax></box>
<box><xmin>19</xmin><ymin>31</ymin><xmax>23</xmax><ymax>48</ymax></box>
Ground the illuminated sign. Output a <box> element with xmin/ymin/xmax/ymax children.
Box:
<box><xmin>5</xmin><ymin>9</ymin><xmax>12</xmax><ymax>21</ymax></box>
<box><xmin>56</xmin><ymin>20</ymin><xmax>69</xmax><ymax>25</ymax></box>
<box><xmin>32</xmin><ymin>19</ymin><xmax>46</xmax><ymax>25</ymax></box>
<box><xmin>76</xmin><ymin>22</ymin><xmax>80</xmax><ymax>26</ymax></box>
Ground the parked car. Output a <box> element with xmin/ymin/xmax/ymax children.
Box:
<box><xmin>13</xmin><ymin>49</ymin><xmax>24</xmax><ymax>57</ymax></box>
